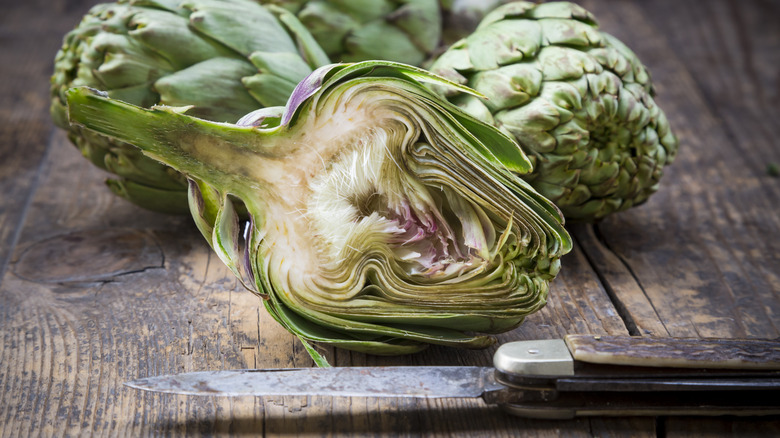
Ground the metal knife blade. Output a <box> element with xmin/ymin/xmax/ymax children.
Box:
<box><xmin>125</xmin><ymin>366</ymin><xmax>506</xmax><ymax>399</ymax></box>
<box><xmin>125</xmin><ymin>335</ymin><xmax>780</xmax><ymax>418</ymax></box>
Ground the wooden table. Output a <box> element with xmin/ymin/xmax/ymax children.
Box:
<box><xmin>2</xmin><ymin>0</ymin><xmax>779</xmax><ymax>436</ymax></box>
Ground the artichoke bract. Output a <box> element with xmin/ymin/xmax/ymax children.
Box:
<box><xmin>66</xmin><ymin>61</ymin><xmax>572</xmax><ymax>365</ymax></box>
<box><xmin>50</xmin><ymin>0</ymin><xmax>330</xmax><ymax>214</ymax></box>
<box><xmin>263</xmin><ymin>0</ymin><xmax>442</xmax><ymax>66</ymax></box>
<box><xmin>430</xmin><ymin>1</ymin><xmax>679</xmax><ymax>222</ymax></box>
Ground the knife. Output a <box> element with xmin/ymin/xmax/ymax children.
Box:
<box><xmin>126</xmin><ymin>335</ymin><xmax>780</xmax><ymax>418</ymax></box>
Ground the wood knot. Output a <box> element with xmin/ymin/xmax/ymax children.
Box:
<box><xmin>13</xmin><ymin>228</ymin><xmax>163</xmax><ymax>285</ymax></box>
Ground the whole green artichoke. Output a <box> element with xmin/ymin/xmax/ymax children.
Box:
<box><xmin>430</xmin><ymin>1</ymin><xmax>678</xmax><ymax>222</ymax></box>
<box><xmin>66</xmin><ymin>61</ymin><xmax>572</xmax><ymax>365</ymax></box>
<box><xmin>263</xmin><ymin>0</ymin><xmax>442</xmax><ymax>66</ymax></box>
<box><xmin>50</xmin><ymin>0</ymin><xmax>330</xmax><ymax>213</ymax></box>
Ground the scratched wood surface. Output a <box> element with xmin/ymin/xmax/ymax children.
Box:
<box><xmin>0</xmin><ymin>0</ymin><xmax>778</xmax><ymax>436</ymax></box>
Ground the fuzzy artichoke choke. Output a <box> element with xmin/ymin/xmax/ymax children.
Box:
<box><xmin>50</xmin><ymin>0</ymin><xmax>330</xmax><ymax>213</ymax></box>
<box><xmin>431</xmin><ymin>1</ymin><xmax>679</xmax><ymax>222</ymax></box>
<box><xmin>66</xmin><ymin>61</ymin><xmax>572</xmax><ymax>365</ymax></box>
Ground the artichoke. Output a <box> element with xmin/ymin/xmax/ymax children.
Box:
<box><xmin>263</xmin><ymin>0</ymin><xmax>442</xmax><ymax>66</ymax></box>
<box><xmin>66</xmin><ymin>61</ymin><xmax>572</xmax><ymax>365</ymax></box>
<box><xmin>50</xmin><ymin>0</ymin><xmax>330</xmax><ymax>214</ymax></box>
<box><xmin>430</xmin><ymin>1</ymin><xmax>679</xmax><ymax>222</ymax></box>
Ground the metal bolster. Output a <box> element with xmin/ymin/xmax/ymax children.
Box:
<box><xmin>493</xmin><ymin>339</ymin><xmax>575</xmax><ymax>377</ymax></box>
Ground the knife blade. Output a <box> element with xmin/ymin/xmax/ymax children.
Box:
<box><xmin>125</xmin><ymin>366</ymin><xmax>504</xmax><ymax>398</ymax></box>
<box><xmin>126</xmin><ymin>335</ymin><xmax>780</xmax><ymax>418</ymax></box>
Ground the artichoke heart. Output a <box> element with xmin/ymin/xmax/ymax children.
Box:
<box><xmin>431</xmin><ymin>1</ymin><xmax>679</xmax><ymax>222</ymax></box>
<box><xmin>66</xmin><ymin>61</ymin><xmax>571</xmax><ymax>365</ymax></box>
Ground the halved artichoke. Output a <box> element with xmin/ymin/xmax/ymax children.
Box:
<box><xmin>66</xmin><ymin>61</ymin><xmax>571</xmax><ymax>365</ymax></box>
<box><xmin>430</xmin><ymin>1</ymin><xmax>679</xmax><ymax>222</ymax></box>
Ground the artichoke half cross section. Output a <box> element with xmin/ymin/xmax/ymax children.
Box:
<box><xmin>66</xmin><ymin>61</ymin><xmax>571</xmax><ymax>366</ymax></box>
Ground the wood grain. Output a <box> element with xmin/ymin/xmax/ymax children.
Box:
<box><xmin>0</xmin><ymin>1</ymin><xmax>91</xmax><ymax>287</ymax></box>
<box><xmin>566</xmin><ymin>334</ymin><xmax>780</xmax><ymax>369</ymax></box>
<box><xmin>1</xmin><ymin>0</ymin><xmax>779</xmax><ymax>436</ymax></box>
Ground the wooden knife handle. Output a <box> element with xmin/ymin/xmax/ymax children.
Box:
<box><xmin>565</xmin><ymin>335</ymin><xmax>780</xmax><ymax>370</ymax></box>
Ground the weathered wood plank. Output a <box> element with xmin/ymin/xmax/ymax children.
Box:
<box><xmin>0</xmin><ymin>1</ymin><xmax>94</xmax><ymax>287</ymax></box>
<box><xmin>569</xmin><ymin>223</ymin><xmax>668</xmax><ymax>337</ymax></box>
<box><xmin>638</xmin><ymin>0</ymin><xmax>780</xmax><ymax>333</ymax></box>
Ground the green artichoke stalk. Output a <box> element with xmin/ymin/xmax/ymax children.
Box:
<box><xmin>50</xmin><ymin>0</ymin><xmax>330</xmax><ymax>214</ymax></box>
<box><xmin>262</xmin><ymin>0</ymin><xmax>442</xmax><ymax>66</ymax></box>
<box><xmin>430</xmin><ymin>1</ymin><xmax>679</xmax><ymax>222</ymax></box>
<box><xmin>66</xmin><ymin>61</ymin><xmax>572</xmax><ymax>365</ymax></box>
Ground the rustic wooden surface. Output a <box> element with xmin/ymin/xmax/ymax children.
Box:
<box><xmin>1</xmin><ymin>0</ymin><xmax>779</xmax><ymax>436</ymax></box>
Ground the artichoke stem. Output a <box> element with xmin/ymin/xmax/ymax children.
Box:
<box><xmin>66</xmin><ymin>87</ymin><xmax>280</xmax><ymax>198</ymax></box>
